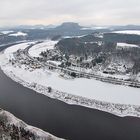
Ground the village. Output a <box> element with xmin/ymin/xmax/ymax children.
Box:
<box><xmin>1</xmin><ymin>38</ymin><xmax>140</xmax><ymax>120</ymax></box>
<box><xmin>3</xmin><ymin>49</ymin><xmax>140</xmax><ymax>118</ymax></box>
<box><xmin>7</xmin><ymin>40</ymin><xmax>140</xmax><ymax>89</ymax></box>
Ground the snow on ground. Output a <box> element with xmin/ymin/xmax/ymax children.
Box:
<box><xmin>47</xmin><ymin>60</ymin><xmax>62</xmax><ymax>66</ymax></box>
<box><xmin>81</xmin><ymin>26</ymin><xmax>108</xmax><ymax>30</ymax></box>
<box><xmin>4</xmin><ymin>42</ymin><xmax>35</xmax><ymax>60</ymax></box>
<box><xmin>0</xmin><ymin>109</ymin><xmax>63</xmax><ymax>140</ymax></box>
<box><xmin>113</xmin><ymin>30</ymin><xmax>140</xmax><ymax>35</ymax></box>
<box><xmin>9</xmin><ymin>32</ymin><xmax>27</xmax><ymax>36</ymax></box>
<box><xmin>117</xmin><ymin>43</ymin><xmax>139</xmax><ymax>48</ymax></box>
<box><xmin>1</xmin><ymin>43</ymin><xmax>140</xmax><ymax>105</ymax></box>
<box><xmin>4</xmin><ymin>66</ymin><xmax>140</xmax><ymax>105</ymax></box>
<box><xmin>29</xmin><ymin>40</ymin><xmax>58</xmax><ymax>57</ymax></box>
<box><xmin>1</xmin><ymin>31</ymin><xmax>14</xmax><ymax>34</ymax></box>
<box><xmin>97</xmin><ymin>71</ymin><xmax>130</xmax><ymax>80</ymax></box>
<box><xmin>1</xmin><ymin>42</ymin><xmax>140</xmax><ymax>117</ymax></box>
<box><xmin>69</xmin><ymin>66</ymin><xmax>93</xmax><ymax>73</ymax></box>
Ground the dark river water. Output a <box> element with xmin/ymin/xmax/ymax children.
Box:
<box><xmin>1</xmin><ymin>45</ymin><xmax>140</xmax><ymax>140</ymax></box>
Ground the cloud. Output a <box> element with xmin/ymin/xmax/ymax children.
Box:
<box><xmin>0</xmin><ymin>0</ymin><xmax>140</xmax><ymax>26</ymax></box>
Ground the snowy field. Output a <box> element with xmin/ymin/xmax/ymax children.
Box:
<box><xmin>28</xmin><ymin>40</ymin><xmax>58</xmax><ymax>57</ymax></box>
<box><xmin>117</xmin><ymin>43</ymin><xmax>139</xmax><ymax>49</ymax></box>
<box><xmin>1</xmin><ymin>31</ymin><xmax>14</xmax><ymax>34</ymax></box>
<box><xmin>117</xmin><ymin>43</ymin><xmax>139</xmax><ymax>47</ymax></box>
<box><xmin>4</xmin><ymin>42</ymin><xmax>35</xmax><ymax>60</ymax></box>
<box><xmin>2</xmin><ymin>65</ymin><xmax>140</xmax><ymax>105</ymax></box>
<box><xmin>113</xmin><ymin>30</ymin><xmax>140</xmax><ymax>35</ymax></box>
<box><xmin>1</xmin><ymin>42</ymin><xmax>140</xmax><ymax>106</ymax></box>
<box><xmin>81</xmin><ymin>26</ymin><xmax>108</xmax><ymax>30</ymax></box>
<box><xmin>9</xmin><ymin>32</ymin><xmax>27</xmax><ymax>36</ymax></box>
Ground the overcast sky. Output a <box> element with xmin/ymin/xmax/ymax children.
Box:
<box><xmin>0</xmin><ymin>0</ymin><xmax>140</xmax><ymax>27</ymax></box>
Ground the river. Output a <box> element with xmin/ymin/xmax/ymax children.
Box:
<box><xmin>0</xmin><ymin>44</ymin><xmax>140</xmax><ymax>140</ymax></box>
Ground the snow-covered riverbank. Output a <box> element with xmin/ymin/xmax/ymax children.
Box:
<box><xmin>0</xmin><ymin>109</ymin><xmax>64</xmax><ymax>140</ymax></box>
<box><xmin>1</xmin><ymin>41</ymin><xmax>140</xmax><ymax>118</ymax></box>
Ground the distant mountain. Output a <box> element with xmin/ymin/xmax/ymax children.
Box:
<box><xmin>0</xmin><ymin>22</ymin><xmax>82</xmax><ymax>31</ymax></box>
<box><xmin>0</xmin><ymin>24</ymin><xmax>57</xmax><ymax>31</ymax></box>
<box><xmin>0</xmin><ymin>22</ymin><xmax>94</xmax><ymax>45</ymax></box>
<box><xmin>17</xmin><ymin>24</ymin><xmax>58</xmax><ymax>30</ymax></box>
<box><xmin>46</xmin><ymin>24</ymin><xmax>57</xmax><ymax>29</ymax></box>
<box><xmin>54</xmin><ymin>22</ymin><xmax>82</xmax><ymax>31</ymax></box>
<box><xmin>109</xmin><ymin>25</ymin><xmax>140</xmax><ymax>31</ymax></box>
<box><xmin>1</xmin><ymin>23</ymin><xmax>140</xmax><ymax>32</ymax></box>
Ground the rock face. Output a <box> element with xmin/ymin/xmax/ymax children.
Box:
<box><xmin>0</xmin><ymin>109</ymin><xmax>64</xmax><ymax>140</ymax></box>
<box><xmin>54</xmin><ymin>22</ymin><xmax>82</xmax><ymax>31</ymax></box>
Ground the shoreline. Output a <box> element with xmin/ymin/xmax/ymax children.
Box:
<box><xmin>0</xmin><ymin>108</ymin><xmax>63</xmax><ymax>140</ymax></box>
<box><xmin>0</xmin><ymin>44</ymin><xmax>64</xmax><ymax>140</ymax></box>
<box><xmin>1</xmin><ymin>42</ymin><xmax>140</xmax><ymax>140</ymax></box>
<box><xmin>1</xmin><ymin>60</ymin><xmax>140</xmax><ymax>118</ymax></box>
<box><xmin>1</xmin><ymin>42</ymin><xmax>140</xmax><ymax>118</ymax></box>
